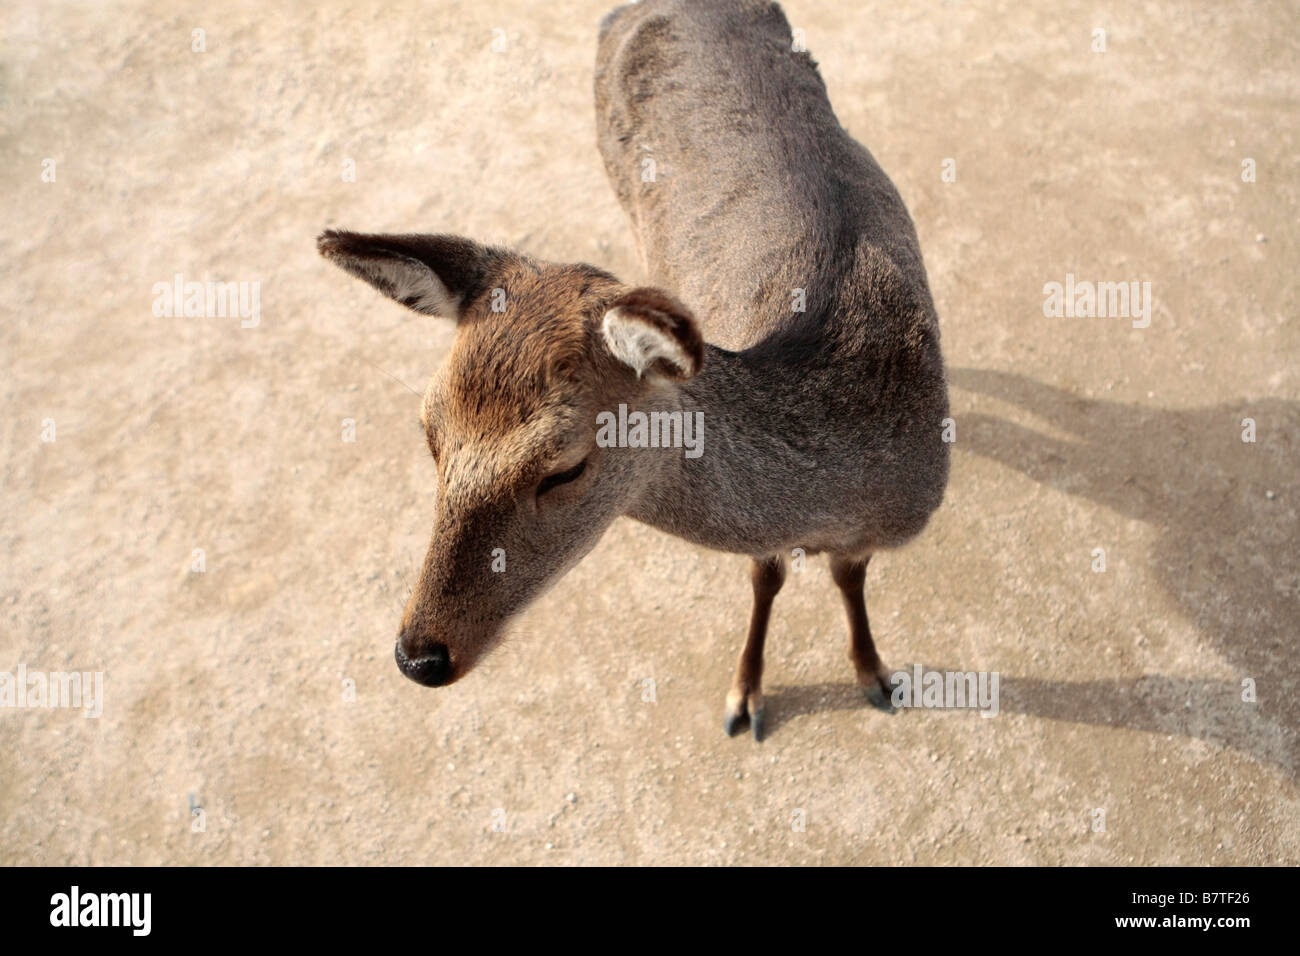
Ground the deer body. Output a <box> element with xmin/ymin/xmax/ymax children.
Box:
<box><xmin>596</xmin><ymin>0</ymin><xmax>948</xmax><ymax>560</ymax></box>
<box><xmin>318</xmin><ymin>0</ymin><xmax>948</xmax><ymax>740</ymax></box>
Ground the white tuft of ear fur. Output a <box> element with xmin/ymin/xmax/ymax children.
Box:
<box><xmin>602</xmin><ymin>307</ymin><xmax>693</xmax><ymax>379</ymax></box>
<box><xmin>360</xmin><ymin>256</ymin><xmax>461</xmax><ymax>316</ymax></box>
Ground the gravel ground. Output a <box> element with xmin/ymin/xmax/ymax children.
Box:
<box><xmin>1</xmin><ymin>0</ymin><xmax>1297</xmax><ymax>864</ymax></box>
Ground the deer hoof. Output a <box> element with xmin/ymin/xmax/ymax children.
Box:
<box><xmin>723</xmin><ymin>689</ymin><xmax>748</xmax><ymax>737</ymax></box>
<box><xmin>864</xmin><ymin>681</ymin><xmax>897</xmax><ymax>713</ymax></box>
<box><xmin>724</xmin><ymin>690</ymin><xmax>765</xmax><ymax>740</ymax></box>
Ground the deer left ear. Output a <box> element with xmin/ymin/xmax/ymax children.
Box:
<box><xmin>601</xmin><ymin>288</ymin><xmax>705</xmax><ymax>381</ymax></box>
<box><xmin>317</xmin><ymin>229</ymin><xmax>508</xmax><ymax>319</ymax></box>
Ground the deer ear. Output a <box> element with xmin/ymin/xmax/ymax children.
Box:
<box><xmin>317</xmin><ymin>229</ymin><xmax>505</xmax><ymax>318</ymax></box>
<box><xmin>601</xmin><ymin>288</ymin><xmax>704</xmax><ymax>381</ymax></box>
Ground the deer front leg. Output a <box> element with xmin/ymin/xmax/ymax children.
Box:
<box><xmin>724</xmin><ymin>554</ymin><xmax>786</xmax><ymax>741</ymax></box>
<box><xmin>830</xmin><ymin>554</ymin><xmax>895</xmax><ymax>711</ymax></box>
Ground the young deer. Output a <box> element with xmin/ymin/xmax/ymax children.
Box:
<box><xmin>318</xmin><ymin>0</ymin><xmax>948</xmax><ymax>740</ymax></box>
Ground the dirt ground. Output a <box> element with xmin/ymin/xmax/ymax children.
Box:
<box><xmin>2</xmin><ymin>0</ymin><xmax>1297</xmax><ymax>866</ymax></box>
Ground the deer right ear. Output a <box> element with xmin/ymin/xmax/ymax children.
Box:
<box><xmin>316</xmin><ymin>229</ymin><xmax>505</xmax><ymax>318</ymax></box>
<box><xmin>601</xmin><ymin>288</ymin><xmax>705</xmax><ymax>381</ymax></box>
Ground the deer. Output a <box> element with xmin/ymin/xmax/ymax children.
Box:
<box><xmin>317</xmin><ymin>0</ymin><xmax>949</xmax><ymax>740</ymax></box>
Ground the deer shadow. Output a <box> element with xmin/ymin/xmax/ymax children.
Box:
<box><xmin>771</xmin><ymin>369</ymin><xmax>1298</xmax><ymax>778</ymax></box>
<box><xmin>766</xmin><ymin>672</ymin><xmax>1293</xmax><ymax>777</ymax></box>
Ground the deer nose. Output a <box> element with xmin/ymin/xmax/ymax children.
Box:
<box><xmin>394</xmin><ymin>641</ymin><xmax>452</xmax><ymax>687</ymax></box>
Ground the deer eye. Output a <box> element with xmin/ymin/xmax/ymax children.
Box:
<box><xmin>537</xmin><ymin>459</ymin><xmax>587</xmax><ymax>496</ymax></box>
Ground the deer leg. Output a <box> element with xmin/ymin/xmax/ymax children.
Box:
<box><xmin>830</xmin><ymin>554</ymin><xmax>895</xmax><ymax>711</ymax></box>
<box><xmin>724</xmin><ymin>554</ymin><xmax>786</xmax><ymax>741</ymax></box>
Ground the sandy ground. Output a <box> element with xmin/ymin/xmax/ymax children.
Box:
<box><xmin>2</xmin><ymin>0</ymin><xmax>1297</xmax><ymax>866</ymax></box>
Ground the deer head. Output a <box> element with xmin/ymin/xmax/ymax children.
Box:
<box><xmin>318</xmin><ymin>230</ymin><xmax>704</xmax><ymax>687</ymax></box>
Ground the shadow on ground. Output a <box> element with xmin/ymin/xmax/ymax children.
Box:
<box><xmin>766</xmin><ymin>671</ymin><xmax>1294</xmax><ymax>778</ymax></box>
<box><xmin>768</xmin><ymin>369</ymin><xmax>1297</xmax><ymax>778</ymax></box>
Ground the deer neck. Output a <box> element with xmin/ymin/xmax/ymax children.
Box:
<box><xmin>620</xmin><ymin>345</ymin><xmax>816</xmax><ymax>553</ymax></box>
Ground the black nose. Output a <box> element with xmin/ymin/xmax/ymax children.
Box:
<box><xmin>395</xmin><ymin>642</ymin><xmax>452</xmax><ymax>687</ymax></box>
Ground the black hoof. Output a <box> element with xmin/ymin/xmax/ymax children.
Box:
<box><xmin>750</xmin><ymin>707</ymin><xmax>766</xmax><ymax>742</ymax></box>
<box><xmin>865</xmin><ymin>683</ymin><xmax>897</xmax><ymax>713</ymax></box>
